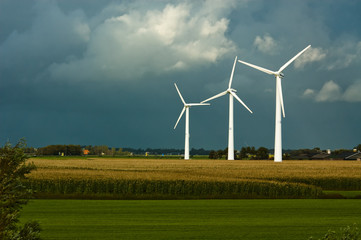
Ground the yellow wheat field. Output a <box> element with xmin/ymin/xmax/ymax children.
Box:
<box><xmin>27</xmin><ymin>158</ymin><xmax>361</xmax><ymax>182</ymax></box>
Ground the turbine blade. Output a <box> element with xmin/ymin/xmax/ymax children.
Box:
<box><xmin>277</xmin><ymin>78</ymin><xmax>285</xmax><ymax>118</ymax></box>
<box><xmin>230</xmin><ymin>91</ymin><xmax>253</xmax><ymax>114</ymax></box>
<box><xmin>278</xmin><ymin>45</ymin><xmax>311</xmax><ymax>72</ymax></box>
<box><xmin>174</xmin><ymin>83</ymin><xmax>186</xmax><ymax>105</ymax></box>
<box><xmin>201</xmin><ymin>91</ymin><xmax>228</xmax><ymax>103</ymax></box>
<box><xmin>228</xmin><ymin>56</ymin><xmax>238</xmax><ymax>89</ymax></box>
<box><xmin>238</xmin><ymin>59</ymin><xmax>276</xmax><ymax>75</ymax></box>
<box><xmin>174</xmin><ymin>107</ymin><xmax>186</xmax><ymax>129</ymax></box>
<box><xmin>187</xmin><ymin>103</ymin><xmax>210</xmax><ymax>106</ymax></box>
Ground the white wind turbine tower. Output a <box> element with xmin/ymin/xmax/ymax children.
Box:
<box><xmin>201</xmin><ymin>56</ymin><xmax>253</xmax><ymax>160</ymax></box>
<box><xmin>238</xmin><ymin>45</ymin><xmax>311</xmax><ymax>162</ymax></box>
<box><xmin>174</xmin><ymin>83</ymin><xmax>210</xmax><ymax>160</ymax></box>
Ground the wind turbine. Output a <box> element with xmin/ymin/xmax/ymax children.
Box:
<box><xmin>174</xmin><ymin>83</ymin><xmax>210</xmax><ymax>160</ymax></box>
<box><xmin>238</xmin><ymin>45</ymin><xmax>311</xmax><ymax>162</ymax></box>
<box><xmin>201</xmin><ymin>56</ymin><xmax>253</xmax><ymax>160</ymax></box>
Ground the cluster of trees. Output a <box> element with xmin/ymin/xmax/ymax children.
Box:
<box><xmin>82</xmin><ymin>145</ymin><xmax>129</xmax><ymax>156</ymax></box>
<box><xmin>123</xmin><ymin>148</ymin><xmax>182</xmax><ymax>155</ymax></box>
<box><xmin>34</xmin><ymin>145</ymin><xmax>130</xmax><ymax>156</ymax></box>
<box><xmin>240</xmin><ymin>146</ymin><xmax>269</xmax><ymax>159</ymax></box>
<box><xmin>37</xmin><ymin>144</ymin><xmax>82</xmax><ymax>156</ymax></box>
<box><xmin>208</xmin><ymin>144</ymin><xmax>361</xmax><ymax>160</ymax></box>
<box><xmin>122</xmin><ymin>148</ymin><xmax>210</xmax><ymax>156</ymax></box>
<box><xmin>208</xmin><ymin>147</ymin><xmax>270</xmax><ymax>160</ymax></box>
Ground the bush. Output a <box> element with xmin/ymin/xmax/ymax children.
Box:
<box><xmin>309</xmin><ymin>224</ymin><xmax>360</xmax><ymax>240</ymax></box>
<box><xmin>0</xmin><ymin>140</ymin><xmax>41</xmax><ymax>240</ymax></box>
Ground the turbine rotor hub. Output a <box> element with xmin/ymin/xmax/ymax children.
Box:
<box><xmin>279</xmin><ymin>72</ymin><xmax>285</xmax><ymax>78</ymax></box>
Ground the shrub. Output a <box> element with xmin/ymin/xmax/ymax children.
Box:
<box><xmin>0</xmin><ymin>140</ymin><xmax>41</xmax><ymax>240</ymax></box>
<box><xmin>309</xmin><ymin>224</ymin><xmax>360</xmax><ymax>240</ymax></box>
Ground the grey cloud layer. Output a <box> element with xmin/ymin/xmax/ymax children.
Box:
<box><xmin>1</xmin><ymin>0</ymin><xmax>360</xmax><ymax>149</ymax></box>
<box><xmin>1</xmin><ymin>1</ymin><xmax>238</xmax><ymax>83</ymax></box>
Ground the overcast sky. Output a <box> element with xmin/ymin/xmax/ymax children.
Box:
<box><xmin>1</xmin><ymin>0</ymin><xmax>360</xmax><ymax>150</ymax></box>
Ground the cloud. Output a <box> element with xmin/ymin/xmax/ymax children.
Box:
<box><xmin>49</xmin><ymin>2</ymin><xmax>236</xmax><ymax>81</ymax></box>
<box><xmin>302</xmin><ymin>89</ymin><xmax>316</xmax><ymax>98</ymax></box>
<box><xmin>264</xmin><ymin>88</ymin><xmax>273</xmax><ymax>93</ymax></box>
<box><xmin>0</xmin><ymin>1</ymin><xmax>89</xmax><ymax>79</ymax></box>
<box><xmin>304</xmin><ymin>80</ymin><xmax>361</xmax><ymax>102</ymax></box>
<box><xmin>315</xmin><ymin>80</ymin><xmax>342</xmax><ymax>102</ymax></box>
<box><xmin>343</xmin><ymin>79</ymin><xmax>361</xmax><ymax>102</ymax></box>
<box><xmin>326</xmin><ymin>41</ymin><xmax>361</xmax><ymax>70</ymax></box>
<box><xmin>253</xmin><ymin>34</ymin><xmax>277</xmax><ymax>55</ymax></box>
<box><xmin>294</xmin><ymin>47</ymin><xmax>326</xmax><ymax>69</ymax></box>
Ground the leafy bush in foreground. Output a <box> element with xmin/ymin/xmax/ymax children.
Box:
<box><xmin>309</xmin><ymin>224</ymin><xmax>360</xmax><ymax>240</ymax></box>
<box><xmin>0</xmin><ymin>141</ymin><xmax>41</xmax><ymax>240</ymax></box>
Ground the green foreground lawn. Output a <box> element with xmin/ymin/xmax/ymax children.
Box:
<box><xmin>21</xmin><ymin>199</ymin><xmax>360</xmax><ymax>240</ymax></box>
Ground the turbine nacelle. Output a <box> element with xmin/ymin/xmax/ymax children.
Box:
<box><xmin>174</xmin><ymin>83</ymin><xmax>210</xmax><ymax>130</ymax></box>
<box><xmin>201</xmin><ymin>57</ymin><xmax>253</xmax><ymax>113</ymax></box>
<box><xmin>227</xmin><ymin>88</ymin><xmax>237</xmax><ymax>93</ymax></box>
<box><xmin>185</xmin><ymin>103</ymin><xmax>210</xmax><ymax>108</ymax></box>
<box><xmin>238</xmin><ymin>45</ymin><xmax>311</xmax><ymax>119</ymax></box>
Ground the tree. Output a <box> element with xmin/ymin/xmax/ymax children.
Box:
<box><xmin>217</xmin><ymin>149</ymin><xmax>226</xmax><ymax>159</ymax></box>
<box><xmin>240</xmin><ymin>147</ymin><xmax>248</xmax><ymax>159</ymax></box>
<box><xmin>0</xmin><ymin>140</ymin><xmax>41</xmax><ymax>239</ymax></box>
<box><xmin>209</xmin><ymin>150</ymin><xmax>217</xmax><ymax>159</ymax></box>
<box><xmin>256</xmin><ymin>147</ymin><xmax>269</xmax><ymax>160</ymax></box>
<box><xmin>208</xmin><ymin>149</ymin><xmax>227</xmax><ymax>159</ymax></box>
<box><xmin>92</xmin><ymin>145</ymin><xmax>110</xmax><ymax>156</ymax></box>
<box><xmin>37</xmin><ymin>144</ymin><xmax>82</xmax><ymax>156</ymax></box>
<box><xmin>239</xmin><ymin>146</ymin><xmax>257</xmax><ymax>159</ymax></box>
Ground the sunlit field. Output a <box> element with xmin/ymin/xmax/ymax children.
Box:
<box><xmin>28</xmin><ymin>158</ymin><xmax>361</xmax><ymax>182</ymax></box>
<box><xmin>25</xmin><ymin>158</ymin><xmax>361</xmax><ymax>199</ymax></box>
<box><xmin>21</xmin><ymin>158</ymin><xmax>361</xmax><ymax>239</ymax></box>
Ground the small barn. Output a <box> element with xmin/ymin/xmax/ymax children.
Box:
<box><xmin>345</xmin><ymin>152</ymin><xmax>361</xmax><ymax>161</ymax></box>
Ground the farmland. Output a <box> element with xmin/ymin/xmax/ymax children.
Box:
<box><xmin>20</xmin><ymin>158</ymin><xmax>361</xmax><ymax>239</ymax></box>
<box><xmin>28</xmin><ymin>158</ymin><xmax>361</xmax><ymax>182</ymax></box>
<box><xmin>20</xmin><ymin>199</ymin><xmax>361</xmax><ymax>240</ymax></box>
<box><xmin>25</xmin><ymin>158</ymin><xmax>361</xmax><ymax>199</ymax></box>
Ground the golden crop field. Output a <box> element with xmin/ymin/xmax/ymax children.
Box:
<box><xmin>25</xmin><ymin>158</ymin><xmax>361</xmax><ymax>198</ymax></box>
<box><xmin>27</xmin><ymin>158</ymin><xmax>361</xmax><ymax>183</ymax></box>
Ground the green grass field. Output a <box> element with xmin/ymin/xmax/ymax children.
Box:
<box><xmin>20</xmin><ymin>199</ymin><xmax>361</xmax><ymax>240</ymax></box>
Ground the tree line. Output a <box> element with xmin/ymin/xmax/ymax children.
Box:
<box><xmin>122</xmin><ymin>148</ymin><xmax>210</xmax><ymax>155</ymax></box>
<box><xmin>209</xmin><ymin>144</ymin><xmax>361</xmax><ymax>160</ymax></box>
<box><xmin>23</xmin><ymin>144</ymin><xmax>361</xmax><ymax>158</ymax></box>
<box><xmin>30</xmin><ymin>145</ymin><xmax>130</xmax><ymax>156</ymax></box>
<box><xmin>209</xmin><ymin>146</ymin><xmax>270</xmax><ymax>160</ymax></box>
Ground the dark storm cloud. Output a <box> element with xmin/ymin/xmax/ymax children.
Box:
<box><xmin>0</xmin><ymin>0</ymin><xmax>360</xmax><ymax>150</ymax></box>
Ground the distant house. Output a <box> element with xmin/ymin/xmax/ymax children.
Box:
<box><xmin>329</xmin><ymin>151</ymin><xmax>353</xmax><ymax>160</ymax></box>
<box><xmin>291</xmin><ymin>153</ymin><xmax>310</xmax><ymax>160</ymax></box>
<box><xmin>345</xmin><ymin>152</ymin><xmax>361</xmax><ymax>161</ymax></box>
<box><xmin>311</xmin><ymin>152</ymin><xmax>330</xmax><ymax>160</ymax></box>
